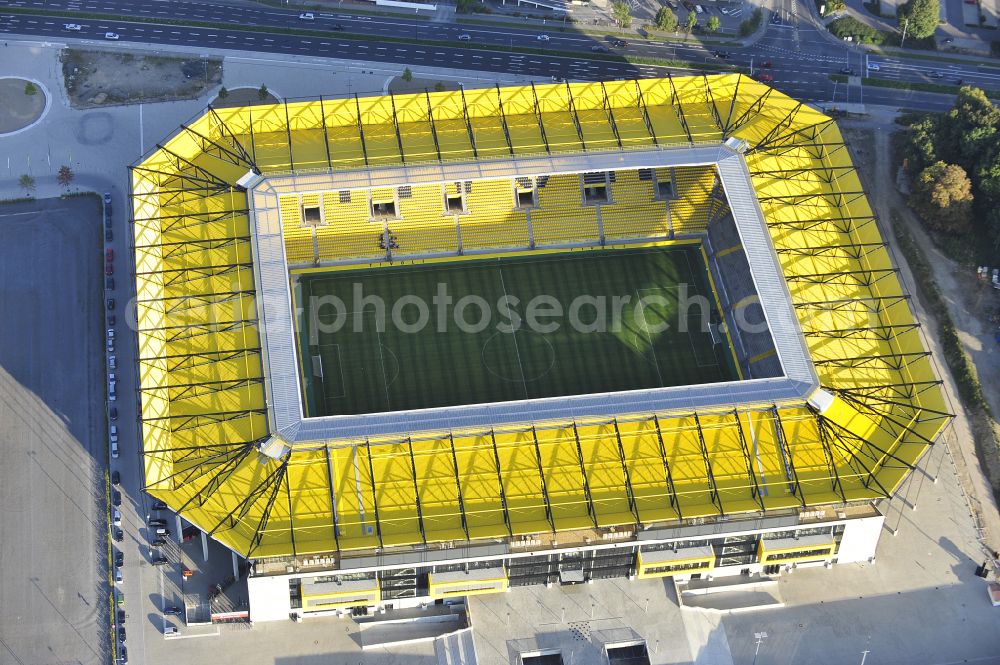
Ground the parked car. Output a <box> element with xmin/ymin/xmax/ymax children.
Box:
<box><xmin>104</xmin><ymin>32</ymin><xmax>119</xmax><ymax>40</ymax></box>
<box><xmin>105</xmin><ymin>262</ymin><xmax>114</xmax><ymax>276</ymax></box>
<box><xmin>298</xmin><ymin>12</ymin><xmax>314</xmax><ymax>19</ymax></box>
<box><xmin>107</xmin><ymin>338</ymin><xmax>114</xmax><ymax>353</ymax></box>
<box><xmin>120</xmin><ymin>645</ymin><xmax>127</xmax><ymax>663</ymax></box>
<box><xmin>105</xmin><ymin>276</ymin><xmax>114</xmax><ymax>291</ymax></box>
<box><xmin>64</xmin><ymin>23</ymin><xmax>82</xmax><ymax>31</ymax></box>
<box><xmin>112</xmin><ymin>470</ymin><xmax>120</xmax><ymax>485</ymax></box>
<box><xmin>113</xmin><ymin>527</ymin><xmax>123</xmax><ymax>542</ymax></box>
<box><xmin>152</xmin><ymin>537</ymin><xmax>168</xmax><ymax>546</ymax></box>
<box><xmin>695</xmin><ymin>4</ymin><xmax>705</xmax><ymax>12</ymax></box>
<box><xmin>119</xmin><ymin>625</ymin><xmax>126</xmax><ymax>642</ymax></box>
<box><xmin>105</xmin><ymin>228</ymin><xmax>113</xmax><ymax>242</ymax></box>
<box><xmin>152</xmin><ymin>500</ymin><xmax>168</xmax><ymax>511</ymax></box>
<box><xmin>103</xmin><ymin>192</ymin><xmax>112</xmax><ymax>204</ymax></box>
<box><xmin>154</xmin><ymin>527</ymin><xmax>170</xmax><ymax>536</ymax></box>
<box><xmin>118</xmin><ymin>609</ymin><xmax>125</xmax><ymax>623</ymax></box>
<box><xmin>109</xmin><ymin>354</ymin><xmax>116</xmax><ymax>369</ymax></box>
<box><xmin>458</xmin><ymin>33</ymin><xmax>471</xmax><ymax>41</ymax></box>
<box><xmin>112</xmin><ymin>489</ymin><xmax>121</xmax><ymax>506</ymax></box>
<box><xmin>115</xmin><ymin>568</ymin><xmax>123</xmax><ymax>583</ymax></box>
<box><xmin>113</xmin><ymin>508</ymin><xmax>121</xmax><ymax>526</ymax></box>
<box><xmin>109</xmin><ymin>382</ymin><xmax>117</xmax><ymax>402</ymax></box>
<box><xmin>107</xmin><ymin>297</ymin><xmax>115</xmax><ymax>310</ymax></box>
<box><xmin>756</xmin><ymin>73</ymin><xmax>774</xmax><ymax>83</ymax></box>
<box><xmin>109</xmin><ymin>406</ymin><xmax>118</xmax><ymax>421</ymax></box>
<box><xmin>760</xmin><ymin>59</ymin><xmax>773</xmax><ymax>68</ymax></box>
<box><xmin>105</xmin><ymin>248</ymin><xmax>114</xmax><ymax>262</ymax></box>
<box><xmin>115</xmin><ymin>551</ymin><xmax>123</xmax><ymax>567</ymax></box>
<box><xmin>164</xmin><ymin>606</ymin><xmax>182</xmax><ymax>616</ymax></box>
<box><xmin>149</xmin><ymin>518</ymin><xmax>167</xmax><ymax>527</ymax></box>
<box><xmin>152</xmin><ymin>556</ymin><xmax>169</xmax><ymax>566</ymax></box>
<box><xmin>111</xmin><ymin>440</ymin><xmax>119</xmax><ymax>458</ymax></box>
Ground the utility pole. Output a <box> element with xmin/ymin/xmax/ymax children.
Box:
<box><xmin>860</xmin><ymin>650</ymin><xmax>870</xmax><ymax>665</ymax></box>
<box><xmin>900</xmin><ymin>17</ymin><xmax>909</xmax><ymax>47</ymax></box>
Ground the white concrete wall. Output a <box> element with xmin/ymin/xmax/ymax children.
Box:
<box><xmin>835</xmin><ymin>514</ymin><xmax>885</xmax><ymax>563</ymax></box>
<box><xmin>248</xmin><ymin>575</ymin><xmax>293</xmax><ymax>622</ymax></box>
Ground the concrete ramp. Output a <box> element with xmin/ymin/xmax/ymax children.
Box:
<box><xmin>359</xmin><ymin>609</ymin><xmax>468</xmax><ymax>651</ymax></box>
<box><xmin>676</xmin><ymin>576</ymin><xmax>784</xmax><ymax>613</ymax></box>
<box><xmin>435</xmin><ymin>627</ymin><xmax>478</xmax><ymax>665</ymax></box>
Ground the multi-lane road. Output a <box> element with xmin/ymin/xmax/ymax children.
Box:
<box><xmin>2</xmin><ymin>0</ymin><xmax>1000</xmax><ymax>110</ymax></box>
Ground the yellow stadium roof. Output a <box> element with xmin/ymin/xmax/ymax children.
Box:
<box><xmin>132</xmin><ymin>74</ymin><xmax>949</xmax><ymax>559</ymax></box>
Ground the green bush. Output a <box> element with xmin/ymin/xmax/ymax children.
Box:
<box><xmin>739</xmin><ymin>8</ymin><xmax>762</xmax><ymax>36</ymax></box>
<box><xmin>828</xmin><ymin>15</ymin><xmax>887</xmax><ymax>44</ymax></box>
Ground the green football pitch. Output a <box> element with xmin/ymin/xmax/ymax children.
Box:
<box><xmin>295</xmin><ymin>246</ymin><xmax>739</xmax><ymax>417</ymax></box>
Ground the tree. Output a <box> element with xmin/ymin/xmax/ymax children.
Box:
<box><xmin>434</xmin><ymin>81</ymin><xmax>446</xmax><ymax>92</ymax></box>
<box><xmin>740</xmin><ymin>8</ymin><xmax>763</xmax><ymax>36</ymax></box>
<box><xmin>18</xmin><ymin>174</ymin><xmax>35</xmax><ymax>196</ymax></box>
<box><xmin>685</xmin><ymin>9</ymin><xmax>698</xmax><ymax>32</ymax></box>
<box><xmin>706</xmin><ymin>15</ymin><xmax>721</xmax><ymax>31</ymax></box>
<box><xmin>257</xmin><ymin>84</ymin><xmax>269</xmax><ymax>101</ymax></box>
<box><xmin>913</xmin><ymin>161</ymin><xmax>974</xmax><ymax>234</ymax></box>
<box><xmin>655</xmin><ymin>7</ymin><xmax>678</xmax><ymax>31</ymax></box>
<box><xmin>897</xmin><ymin>0</ymin><xmax>939</xmax><ymax>39</ymax></box>
<box><xmin>24</xmin><ymin>81</ymin><xmax>37</xmax><ymax>96</ymax></box>
<box><xmin>217</xmin><ymin>86</ymin><xmax>229</xmax><ymax>99</ymax></box>
<box><xmin>57</xmin><ymin>165</ymin><xmax>74</xmax><ymax>189</ymax></box>
<box><xmin>935</xmin><ymin>86</ymin><xmax>1000</xmax><ymax>169</ymax></box>
<box><xmin>401</xmin><ymin>67</ymin><xmax>413</xmax><ymax>82</ymax></box>
<box><xmin>611</xmin><ymin>1</ymin><xmax>632</xmax><ymax>30</ymax></box>
<box><xmin>903</xmin><ymin>115</ymin><xmax>940</xmax><ymax>175</ymax></box>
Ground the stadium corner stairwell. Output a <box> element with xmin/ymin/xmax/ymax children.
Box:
<box><xmin>131</xmin><ymin>74</ymin><xmax>950</xmax><ymax>559</ymax></box>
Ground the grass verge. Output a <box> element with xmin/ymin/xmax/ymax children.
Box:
<box><xmin>892</xmin><ymin>211</ymin><xmax>989</xmax><ymax>413</ymax></box>
<box><xmin>891</xmin><ymin>211</ymin><xmax>1000</xmax><ymax>504</ymax></box>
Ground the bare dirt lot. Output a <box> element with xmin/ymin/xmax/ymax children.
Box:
<box><xmin>61</xmin><ymin>49</ymin><xmax>222</xmax><ymax>108</ymax></box>
<box><xmin>388</xmin><ymin>76</ymin><xmax>462</xmax><ymax>95</ymax></box>
<box><xmin>212</xmin><ymin>86</ymin><xmax>280</xmax><ymax>108</ymax></box>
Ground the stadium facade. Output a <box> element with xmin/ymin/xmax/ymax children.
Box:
<box><xmin>131</xmin><ymin>74</ymin><xmax>949</xmax><ymax>623</ymax></box>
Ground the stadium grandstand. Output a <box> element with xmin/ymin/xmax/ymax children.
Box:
<box><xmin>131</xmin><ymin>73</ymin><xmax>950</xmax><ymax>622</ymax></box>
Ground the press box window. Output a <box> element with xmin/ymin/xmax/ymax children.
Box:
<box><xmin>655</xmin><ymin>170</ymin><xmax>675</xmax><ymax>199</ymax></box>
<box><xmin>581</xmin><ymin>172</ymin><xmax>610</xmax><ymax>204</ymax></box>
<box><xmin>301</xmin><ymin>205</ymin><xmax>322</xmax><ymax>226</ymax></box>
<box><xmin>514</xmin><ymin>177</ymin><xmax>536</xmax><ymax>209</ymax></box>
<box><xmin>445</xmin><ymin>193</ymin><xmax>465</xmax><ymax>214</ymax></box>
<box><xmin>371</xmin><ymin>200</ymin><xmax>397</xmax><ymax>219</ymax></box>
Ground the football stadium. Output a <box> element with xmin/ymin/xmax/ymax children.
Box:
<box><xmin>131</xmin><ymin>73</ymin><xmax>950</xmax><ymax>621</ymax></box>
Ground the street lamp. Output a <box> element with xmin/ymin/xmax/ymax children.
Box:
<box><xmin>751</xmin><ymin>632</ymin><xmax>767</xmax><ymax>665</ymax></box>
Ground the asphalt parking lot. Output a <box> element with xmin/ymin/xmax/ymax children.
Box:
<box><xmin>0</xmin><ymin>196</ymin><xmax>108</xmax><ymax>665</ymax></box>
